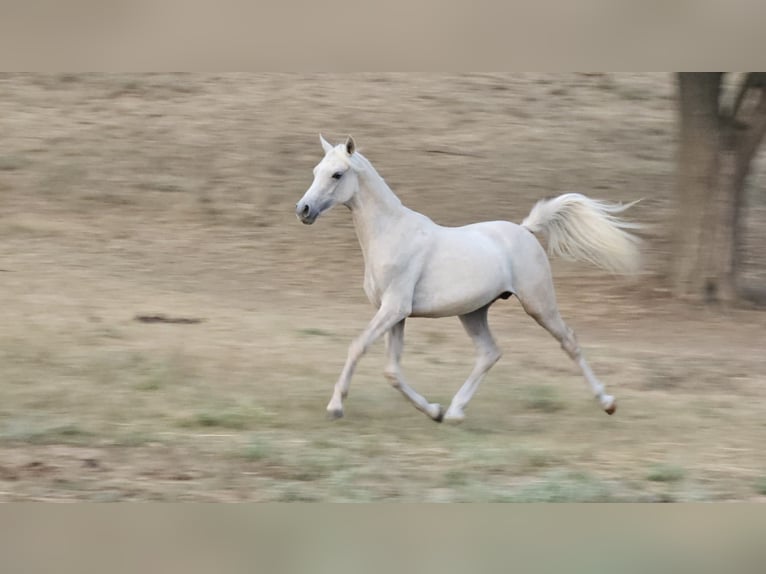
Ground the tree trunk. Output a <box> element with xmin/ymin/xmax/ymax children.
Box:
<box><xmin>671</xmin><ymin>73</ymin><xmax>732</xmax><ymax>302</ymax></box>
<box><xmin>671</xmin><ymin>73</ymin><xmax>766</xmax><ymax>305</ymax></box>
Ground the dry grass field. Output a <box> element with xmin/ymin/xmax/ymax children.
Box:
<box><xmin>0</xmin><ymin>73</ymin><xmax>765</xmax><ymax>501</ymax></box>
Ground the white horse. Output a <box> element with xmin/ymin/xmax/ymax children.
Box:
<box><xmin>296</xmin><ymin>135</ymin><xmax>641</xmax><ymax>423</ymax></box>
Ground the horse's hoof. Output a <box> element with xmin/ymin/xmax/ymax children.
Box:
<box><xmin>604</xmin><ymin>400</ymin><xmax>617</xmax><ymax>416</ymax></box>
<box><xmin>429</xmin><ymin>404</ymin><xmax>444</xmax><ymax>423</ymax></box>
<box><xmin>443</xmin><ymin>409</ymin><xmax>465</xmax><ymax>424</ymax></box>
<box><xmin>327</xmin><ymin>408</ymin><xmax>344</xmax><ymax>420</ymax></box>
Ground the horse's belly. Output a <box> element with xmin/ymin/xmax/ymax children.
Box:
<box><xmin>410</xmin><ymin>263</ymin><xmax>511</xmax><ymax>318</ymax></box>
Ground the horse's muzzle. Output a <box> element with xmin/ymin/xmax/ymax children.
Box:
<box><xmin>295</xmin><ymin>202</ymin><xmax>317</xmax><ymax>225</ymax></box>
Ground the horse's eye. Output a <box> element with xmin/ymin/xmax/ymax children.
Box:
<box><xmin>332</xmin><ymin>172</ymin><xmax>344</xmax><ymax>180</ymax></box>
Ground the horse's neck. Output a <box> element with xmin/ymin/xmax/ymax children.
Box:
<box><xmin>347</xmin><ymin>162</ymin><xmax>407</xmax><ymax>259</ymax></box>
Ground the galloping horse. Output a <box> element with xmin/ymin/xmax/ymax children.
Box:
<box><xmin>296</xmin><ymin>135</ymin><xmax>640</xmax><ymax>423</ymax></box>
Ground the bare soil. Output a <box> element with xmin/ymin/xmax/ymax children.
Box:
<box><xmin>0</xmin><ymin>73</ymin><xmax>764</xmax><ymax>501</ymax></box>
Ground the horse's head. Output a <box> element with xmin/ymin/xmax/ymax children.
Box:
<box><xmin>296</xmin><ymin>135</ymin><xmax>359</xmax><ymax>225</ymax></box>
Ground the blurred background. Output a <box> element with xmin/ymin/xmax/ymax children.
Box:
<box><xmin>0</xmin><ymin>73</ymin><xmax>764</xmax><ymax>501</ymax></box>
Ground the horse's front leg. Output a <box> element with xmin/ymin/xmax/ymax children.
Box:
<box><xmin>384</xmin><ymin>319</ymin><xmax>444</xmax><ymax>422</ymax></box>
<box><xmin>326</xmin><ymin>298</ymin><xmax>412</xmax><ymax>419</ymax></box>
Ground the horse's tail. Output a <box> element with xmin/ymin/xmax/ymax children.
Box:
<box><xmin>521</xmin><ymin>193</ymin><xmax>642</xmax><ymax>274</ymax></box>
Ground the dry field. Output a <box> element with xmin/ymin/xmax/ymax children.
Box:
<box><xmin>0</xmin><ymin>73</ymin><xmax>765</xmax><ymax>501</ymax></box>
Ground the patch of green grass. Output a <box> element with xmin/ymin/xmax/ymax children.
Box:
<box><xmin>754</xmin><ymin>476</ymin><xmax>766</xmax><ymax>496</ymax></box>
<box><xmin>513</xmin><ymin>446</ymin><xmax>561</xmax><ymax>473</ymax></box>
<box><xmin>454</xmin><ymin>441</ymin><xmax>512</xmax><ymax>474</ymax></box>
<box><xmin>90</xmin><ymin>490</ymin><xmax>129</xmax><ymax>502</ymax></box>
<box><xmin>443</xmin><ymin>468</ymin><xmax>469</xmax><ymax>487</ymax></box>
<box><xmin>242</xmin><ymin>438</ymin><xmax>272</xmax><ymax>462</ymax></box>
<box><xmin>286</xmin><ymin>467</ymin><xmax>328</xmax><ymax>482</ymax></box>
<box><xmin>276</xmin><ymin>484</ymin><xmax>322</xmax><ymax>502</ymax></box>
<box><xmin>85</xmin><ymin>350</ymin><xmax>194</xmax><ymax>393</ymax></box>
<box><xmin>135</xmin><ymin>377</ymin><xmax>163</xmax><ymax>391</ymax></box>
<box><xmin>522</xmin><ymin>385</ymin><xmax>565</xmax><ymax>413</ymax></box>
<box><xmin>0</xmin><ymin>420</ymin><xmax>93</xmax><ymax>445</ymax></box>
<box><xmin>496</xmin><ymin>471</ymin><xmax>619</xmax><ymax>502</ymax></box>
<box><xmin>281</xmin><ymin>452</ymin><xmax>339</xmax><ymax>482</ymax></box>
<box><xmin>180</xmin><ymin>411</ymin><xmax>250</xmax><ymax>430</ymax></box>
<box><xmin>646</xmin><ymin>464</ymin><xmax>685</xmax><ymax>483</ymax></box>
<box><xmin>310</xmin><ymin>437</ymin><xmax>338</xmax><ymax>450</ymax></box>
<box><xmin>109</xmin><ymin>432</ymin><xmax>159</xmax><ymax>447</ymax></box>
<box><xmin>54</xmin><ymin>424</ymin><xmax>91</xmax><ymax>439</ymax></box>
<box><xmin>178</xmin><ymin>404</ymin><xmax>275</xmax><ymax>431</ymax></box>
<box><xmin>52</xmin><ymin>479</ymin><xmax>90</xmax><ymax>492</ymax></box>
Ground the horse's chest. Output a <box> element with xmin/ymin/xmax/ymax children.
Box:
<box><xmin>362</xmin><ymin>261</ymin><xmax>403</xmax><ymax>307</ymax></box>
<box><xmin>360</xmin><ymin>235</ymin><xmax>426</xmax><ymax>308</ymax></box>
<box><xmin>363</xmin><ymin>267</ymin><xmax>384</xmax><ymax>307</ymax></box>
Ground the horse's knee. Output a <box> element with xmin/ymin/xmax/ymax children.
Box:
<box><xmin>562</xmin><ymin>343</ymin><xmax>580</xmax><ymax>361</ymax></box>
<box><xmin>384</xmin><ymin>367</ymin><xmax>401</xmax><ymax>389</ymax></box>
<box><xmin>484</xmin><ymin>347</ymin><xmax>502</xmax><ymax>368</ymax></box>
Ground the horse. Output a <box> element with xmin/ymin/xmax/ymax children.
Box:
<box><xmin>295</xmin><ymin>135</ymin><xmax>641</xmax><ymax>423</ymax></box>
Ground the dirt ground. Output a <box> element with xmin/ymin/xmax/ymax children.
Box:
<box><xmin>0</xmin><ymin>73</ymin><xmax>765</xmax><ymax>501</ymax></box>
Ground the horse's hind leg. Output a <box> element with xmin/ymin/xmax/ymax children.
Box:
<box><xmin>444</xmin><ymin>305</ymin><xmax>502</xmax><ymax>423</ymax></box>
<box><xmin>385</xmin><ymin>320</ymin><xmax>444</xmax><ymax>422</ymax></box>
<box><xmin>517</xmin><ymin>280</ymin><xmax>617</xmax><ymax>415</ymax></box>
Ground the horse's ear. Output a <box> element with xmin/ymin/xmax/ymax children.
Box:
<box><xmin>319</xmin><ymin>134</ymin><xmax>333</xmax><ymax>154</ymax></box>
<box><xmin>345</xmin><ymin>136</ymin><xmax>356</xmax><ymax>156</ymax></box>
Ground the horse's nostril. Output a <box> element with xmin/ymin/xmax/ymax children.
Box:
<box><xmin>302</xmin><ymin>205</ymin><xmax>310</xmax><ymax>217</ymax></box>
